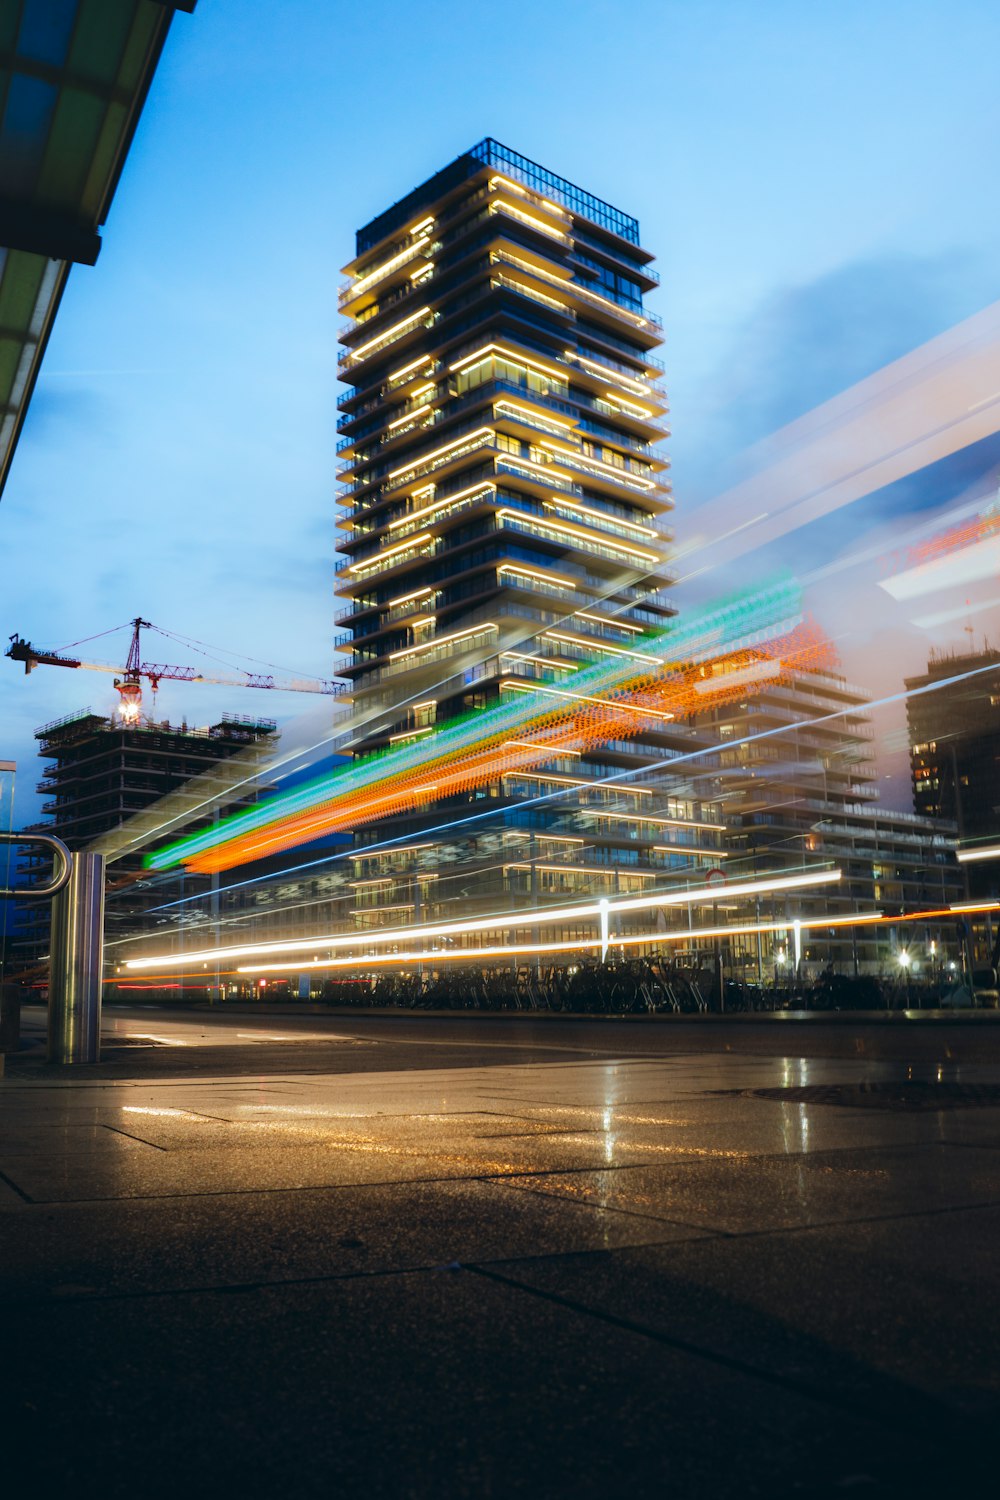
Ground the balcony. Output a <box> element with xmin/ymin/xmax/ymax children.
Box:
<box><xmin>338</xmin><ymin>307</ymin><xmax>436</xmax><ymax>370</ymax></box>
<box><xmin>339</xmin><ymin>231</ymin><xmax>436</xmax><ymax>309</ymax></box>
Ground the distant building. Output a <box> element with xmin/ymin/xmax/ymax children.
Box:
<box><xmin>907</xmin><ymin>646</ymin><xmax>1000</xmax><ymax>834</ymax></box>
<box><xmin>14</xmin><ymin>709</ymin><xmax>276</xmax><ymax>965</ymax></box>
<box><xmin>692</xmin><ymin>668</ymin><xmax>963</xmax><ymax>974</ymax></box>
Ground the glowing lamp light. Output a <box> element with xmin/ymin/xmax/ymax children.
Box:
<box><xmin>898</xmin><ymin>950</ymin><xmax>911</xmax><ymax>969</ymax></box>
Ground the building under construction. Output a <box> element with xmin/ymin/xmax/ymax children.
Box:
<box><xmin>14</xmin><ymin>708</ymin><xmax>277</xmax><ymax>966</ymax></box>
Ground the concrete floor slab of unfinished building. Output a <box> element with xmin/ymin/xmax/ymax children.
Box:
<box><xmin>1</xmin><ymin>1005</ymin><xmax>999</xmax><ymax>1499</ymax></box>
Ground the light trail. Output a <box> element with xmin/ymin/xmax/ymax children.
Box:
<box><xmin>123</xmin><ymin>868</ymin><xmax>840</xmax><ymax>970</ymax></box>
<box><xmin>956</xmin><ymin>845</ymin><xmax>1000</xmax><ymax>864</ymax></box>
<box><xmin>104</xmin><ymin>657</ymin><xmax>990</xmax><ymax>932</ymax></box>
<box><xmin>145</xmin><ymin>587</ymin><xmax>827</xmax><ymax>873</ymax></box>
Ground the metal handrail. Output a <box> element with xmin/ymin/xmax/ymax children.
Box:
<box><xmin>0</xmin><ymin>832</ymin><xmax>72</xmax><ymax>898</ymax></box>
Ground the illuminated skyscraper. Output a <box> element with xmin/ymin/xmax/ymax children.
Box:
<box><xmin>335</xmin><ymin>142</ymin><xmax>725</xmax><ymax>930</ymax></box>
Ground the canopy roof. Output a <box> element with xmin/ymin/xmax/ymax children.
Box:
<box><xmin>0</xmin><ymin>0</ymin><xmax>195</xmax><ymax>499</ymax></box>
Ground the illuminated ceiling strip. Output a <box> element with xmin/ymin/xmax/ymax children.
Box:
<box><xmin>576</xmin><ymin>611</ymin><xmax>643</xmax><ymax>633</ymax></box>
<box><xmin>387</xmin><ymin>586</ymin><xmax>434</xmax><ymax>607</ymax></box>
<box><xmin>495</xmin><ymin>508</ymin><xmax>659</xmax><ymax>565</ymax></box>
<box><xmin>389</xmin><ymin>482</ymin><xmax>495</xmax><ymax>532</ymax></box>
<box><xmin>573</xmin><ymin>353</ymin><xmax>654</xmax><ymax>396</ymax></box>
<box><xmin>692</xmin><ymin>660</ymin><xmax>782</xmax><ymax>694</ymax></box>
<box><xmin>489</xmin><ymin>198</ymin><xmax>569</xmax><ymax>241</ymax></box>
<box><xmin>448</xmin><ymin>341</ymin><xmax>566</xmax><ymax>382</ymax></box>
<box><xmin>349</xmin><ymin>236</ymin><xmax>431</xmax><ymax>298</ymax></box>
<box><xmin>388</xmin><ymin>427</ymin><xmax>495</xmax><ymax>481</ymax></box>
<box><xmin>498</xmin><ymin>564</ymin><xmax>577</xmax><ymax>588</ymax></box>
<box><xmin>502</xmin><ymin>768</ymin><xmax>653</xmax><ymax>795</ymax></box>
<box><xmin>355</xmin><ymin>842</ymin><xmax>434</xmax><ymax>858</ymax></box>
<box><xmin>539</xmin><ymin>439</ymin><xmax>656</xmax><ymax>489</ymax></box>
<box><xmin>347</xmin><ymin>532</ymin><xmax>432</xmax><ymax>573</ymax></box>
<box><xmin>389</xmin><ymin>354</ymin><xmax>434</xmax><ymax>382</ymax></box>
<box><xmin>608</xmin><ymin>392</ymin><xmax>655</xmax><ymax>418</ymax></box>
<box><xmin>125</xmin><ymin>870</ymin><xmax>842</xmax><ymax>971</ymax></box>
<box><xmin>500</xmin><ymin>739</ymin><xmax>581</xmax><ymax>756</ymax></box>
<box><xmin>387</xmin><ymin>402</ymin><xmax>432</xmax><ymax>430</ymax></box>
<box><xmin>543</xmin><ymin>496</ymin><xmax>658</xmax><ymax>537</ymax></box>
<box><xmin>494</xmin><ymin>399</ymin><xmax>572</xmax><ymax>431</ymax></box>
<box><xmin>488</xmin><ymin>173</ymin><xmax>527</xmax><ymax>197</ymax></box>
<box><xmin>348</xmin><ymin>306</ymin><xmax>431</xmax><ymax>362</ymax></box>
<box><xmin>389</xmin><ymin>622</ymin><xmax>498</xmax><ymax>663</ymax></box>
<box><xmin>496</xmin><ymin>678</ymin><xmax>674</xmax><ymax>722</ymax></box>
<box><xmin>543</xmin><ymin>630</ymin><xmax>664</xmax><ymax>664</ymax></box>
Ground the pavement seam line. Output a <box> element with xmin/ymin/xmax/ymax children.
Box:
<box><xmin>0</xmin><ymin>1167</ymin><xmax>33</xmax><ymax>1204</ymax></box>
<box><xmin>461</xmin><ymin>1262</ymin><xmax>968</xmax><ymax>1443</ymax></box>
<box><xmin>100</xmin><ymin>1125</ymin><xmax>170</xmax><ymax>1152</ymax></box>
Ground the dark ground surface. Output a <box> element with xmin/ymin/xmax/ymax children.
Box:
<box><xmin>2</xmin><ymin>1005</ymin><xmax>999</xmax><ymax>1497</ymax></box>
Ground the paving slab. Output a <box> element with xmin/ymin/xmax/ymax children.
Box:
<box><xmin>0</xmin><ymin>1265</ymin><xmax>979</xmax><ymax>1500</ymax></box>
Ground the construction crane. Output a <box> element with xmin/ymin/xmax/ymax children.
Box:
<box><xmin>7</xmin><ymin>617</ymin><xmax>348</xmax><ymax>723</ymax></box>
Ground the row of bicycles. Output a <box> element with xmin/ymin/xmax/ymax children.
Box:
<box><xmin>318</xmin><ymin>960</ymin><xmax>923</xmax><ymax>1013</ymax></box>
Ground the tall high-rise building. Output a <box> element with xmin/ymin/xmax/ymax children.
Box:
<box><xmin>335</xmin><ymin>141</ymin><xmax>726</xmax><ymax>934</ymax></box>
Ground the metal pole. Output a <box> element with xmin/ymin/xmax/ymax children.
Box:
<box><xmin>48</xmin><ymin>851</ymin><xmax>105</xmax><ymax>1064</ymax></box>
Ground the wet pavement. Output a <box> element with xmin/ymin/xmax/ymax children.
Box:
<box><xmin>2</xmin><ymin>1005</ymin><xmax>998</xmax><ymax>1497</ymax></box>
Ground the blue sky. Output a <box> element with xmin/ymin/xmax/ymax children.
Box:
<box><xmin>3</xmin><ymin>0</ymin><xmax>1000</xmax><ymax>825</ymax></box>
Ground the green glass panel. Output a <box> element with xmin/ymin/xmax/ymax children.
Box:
<box><xmin>37</xmin><ymin>88</ymin><xmax>106</xmax><ymax>207</ymax></box>
<box><xmin>0</xmin><ymin>252</ymin><xmax>46</xmax><ymax>328</ymax></box>
<box><xmin>78</xmin><ymin>98</ymin><xmax>125</xmax><ymax>220</ymax></box>
<box><xmin>68</xmin><ymin>0</ymin><xmax>135</xmax><ymax>85</ymax></box>
<box><xmin>0</xmin><ymin>336</ymin><xmax>23</xmax><ymax>405</ymax></box>
<box><xmin>115</xmin><ymin>4</ymin><xmax>161</xmax><ymax>93</ymax></box>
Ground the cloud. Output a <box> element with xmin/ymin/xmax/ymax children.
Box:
<box><xmin>679</xmin><ymin>248</ymin><xmax>1000</xmax><ymax>501</ymax></box>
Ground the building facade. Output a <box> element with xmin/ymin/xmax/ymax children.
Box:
<box><xmin>907</xmin><ymin>647</ymin><xmax>1000</xmax><ymax>839</ymax></box>
<box><xmin>334</xmin><ymin>141</ymin><xmax>727</xmax><ymax>942</ymax></box>
<box><xmin>692</xmin><ymin>667</ymin><xmax>963</xmax><ymax>975</ymax></box>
